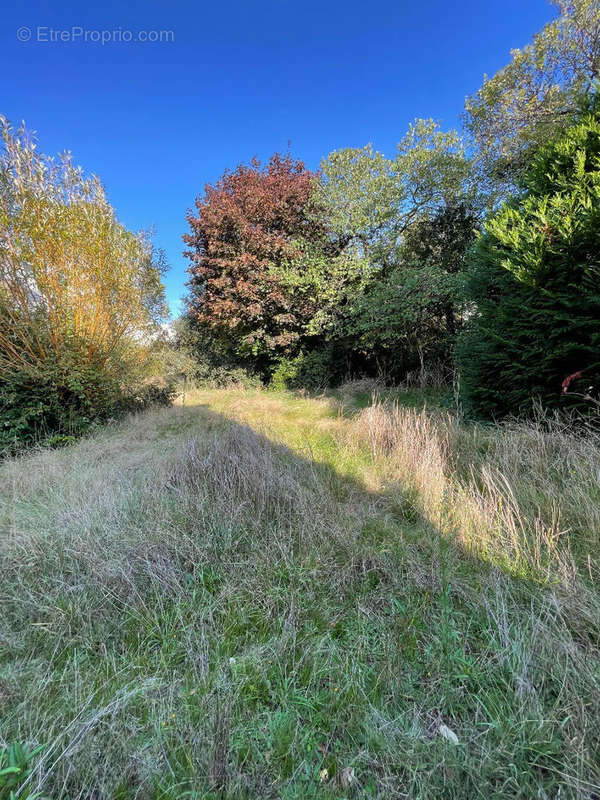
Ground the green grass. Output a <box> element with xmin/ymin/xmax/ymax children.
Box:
<box><xmin>1</xmin><ymin>386</ymin><xmax>599</xmax><ymax>798</ymax></box>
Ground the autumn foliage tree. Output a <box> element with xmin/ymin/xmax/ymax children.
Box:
<box><xmin>183</xmin><ymin>153</ymin><xmax>336</xmax><ymax>378</ymax></box>
<box><xmin>0</xmin><ymin>118</ymin><xmax>169</xmax><ymax>449</ymax></box>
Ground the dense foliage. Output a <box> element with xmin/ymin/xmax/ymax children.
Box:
<box><xmin>4</xmin><ymin>0</ymin><xmax>600</xmax><ymax>436</ymax></box>
<box><xmin>183</xmin><ymin>122</ymin><xmax>479</xmax><ymax>387</ymax></box>
<box><xmin>0</xmin><ymin>118</ymin><xmax>171</xmax><ymax>451</ymax></box>
<box><xmin>184</xmin><ymin>154</ymin><xmax>344</xmax><ymax>379</ymax></box>
<box><xmin>179</xmin><ymin>2</ymin><xmax>600</xmax><ymax>420</ymax></box>
<box><xmin>464</xmin><ymin>0</ymin><xmax>600</xmax><ymax>193</ymax></box>
<box><xmin>459</xmin><ymin>109</ymin><xmax>600</xmax><ymax>417</ymax></box>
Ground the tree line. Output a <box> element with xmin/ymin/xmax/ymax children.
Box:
<box><xmin>181</xmin><ymin>0</ymin><xmax>600</xmax><ymax>417</ymax></box>
<box><xmin>1</xmin><ymin>0</ymin><xmax>599</xmax><ymax>453</ymax></box>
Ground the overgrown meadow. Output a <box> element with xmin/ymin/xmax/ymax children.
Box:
<box><xmin>2</xmin><ymin>2</ymin><xmax>600</xmax><ymax>798</ymax></box>
<box><xmin>2</xmin><ymin>385</ymin><xmax>600</xmax><ymax>798</ymax></box>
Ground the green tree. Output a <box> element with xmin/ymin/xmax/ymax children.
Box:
<box><xmin>400</xmin><ymin>201</ymin><xmax>480</xmax><ymax>338</ymax></box>
<box><xmin>316</xmin><ymin>121</ymin><xmax>478</xmax><ymax>382</ymax></box>
<box><xmin>320</xmin><ymin>120</ymin><xmax>474</xmax><ymax>269</ymax></box>
<box><xmin>458</xmin><ymin>107</ymin><xmax>600</xmax><ymax>418</ymax></box>
<box><xmin>464</xmin><ymin>0</ymin><xmax>600</xmax><ymax>191</ymax></box>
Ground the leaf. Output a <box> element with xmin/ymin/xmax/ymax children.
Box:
<box><xmin>0</xmin><ymin>766</ymin><xmax>22</xmax><ymax>775</ymax></box>
<box><xmin>439</xmin><ymin>724</ymin><xmax>459</xmax><ymax>745</ymax></box>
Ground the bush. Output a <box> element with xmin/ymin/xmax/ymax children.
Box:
<box><xmin>458</xmin><ymin>107</ymin><xmax>600</xmax><ymax>418</ymax></box>
<box><xmin>0</xmin><ymin>118</ymin><xmax>171</xmax><ymax>456</ymax></box>
<box><xmin>270</xmin><ymin>347</ymin><xmax>342</xmax><ymax>392</ymax></box>
<box><xmin>0</xmin><ymin>362</ymin><xmax>116</xmax><ymax>455</ymax></box>
<box><xmin>117</xmin><ymin>380</ymin><xmax>177</xmax><ymax>414</ymax></box>
<box><xmin>170</xmin><ymin>316</ymin><xmax>262</xmax><ymax>389</ymax></box>
<box><xmin>0</xmin><ymin>361</ymin><xmax>175</xmax><ymax>457</ymax></box>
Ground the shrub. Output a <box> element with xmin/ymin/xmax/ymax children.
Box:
<box><xmin>0</xmin><ymin>360</ymin><xmax>119</xmax><ymax>455</ymax></box>
<box><xmin>117</xmin><ymin>380</ymin><xmax>177</xmax><ymax>414</ymax></box>
<box><xmin>170</xmin><ymin>316</ymin><xmax>262</xmax><ymax>389</ymax></box>
<box><xmin>270</xmin><ymin>346</ymin><xmax>346</xmax><ymax>392</ymax></box>
<box><xmin>0</xmin><ymin>118</ymin><xmax>170</xmax><ymax>453</ymax></box>
<box><xmin>458</xmin><ymin>107</ymin><xmax>600</xmax><ymax>418</ymax></box>
<box><xmin>0</xmin><ymin>360</ymin><xmax>175</xmax><ymax>457</ymax></box>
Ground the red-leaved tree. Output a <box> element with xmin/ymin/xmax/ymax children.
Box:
<box><xmin>183</xmin><ymin>153</ymin><xmax>330</xmax><ymax>376</ymax></box>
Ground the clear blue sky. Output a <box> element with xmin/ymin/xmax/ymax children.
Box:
<box><xmin>2</xmin><ymin>0</ymin><xmax>555</xmax><ymax>316</ymax></box>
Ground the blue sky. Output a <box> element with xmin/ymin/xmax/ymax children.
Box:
<box><xmin>2</xmin><ymin>0</ymin><xmax>555</xmax><ymax>315</ymax></box>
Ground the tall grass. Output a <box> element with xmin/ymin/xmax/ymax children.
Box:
<box><xmin>1</xmin><ymin>389</ymin><xmax>599</xmax><ymax>798</ymax></box>
<box><xmin>348</xmin><ymin>401</ymin><xmax>600</xmax><ymax>583</ymax></box>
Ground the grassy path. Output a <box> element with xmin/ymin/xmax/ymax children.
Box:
<box><xmin>1</xmin><ymin>388</ymin><xmax>599</xmax><ymax>798</ymax></box>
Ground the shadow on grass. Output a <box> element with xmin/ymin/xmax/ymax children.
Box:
<box><xmin>4</xmin><ymin>398</ymin><xmax>598</xmax><ymax>800</ymax></box>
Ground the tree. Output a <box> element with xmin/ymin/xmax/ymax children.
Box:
<box><xmin>342</xmin><ymin>206</ymin><xmax>479</xmax><ymax>385</ymax></box>
<box><xmin>458</xmin><ymin>107</ymin><xmax>600</xmax><ymax>418</ymax></box>
<box><xmin>400</xmin><ymin>201</ymin><xmax>480</xmax><ymax>338</ymax></box>
<box><xmin>464</xmin><ymin>0</ymin><xmax>600</xmax><ymax>191</ymax></box>
<box><xmin>183</xmin><ymin>153</ymin><xmax>339</xmax><ymax>378</ymax></box>
<box><xmin>0</xmin><ymin>117</ymin><xmax>169</xmax><ymax>446</ymax></box>
<box><xmin>319</xmin><ymin>120</ymin><xmax>475</xmax><ymax>269</ymax></box>
<box><xmin>315</xmin><ymin>121</ymin><xmax>478</xmax><ymax>382</ymax></box>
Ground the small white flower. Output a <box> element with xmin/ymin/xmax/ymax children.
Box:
<box><xmin>229</xmin><ymin>657</ymin><xmax>236</xmax><ymax>666</ymax></box>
